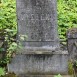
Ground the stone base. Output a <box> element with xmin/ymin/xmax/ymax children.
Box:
<box><xmin>8</xmin><ymin>51</ymin><xmax>68</xmax><ymax>75</ymax></box>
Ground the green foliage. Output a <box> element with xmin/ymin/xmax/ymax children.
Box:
<box><xmin>58</xmin><ymin>0</ymin><xmax>77</xmax><ymax>39</ymax></box>
<box><xmin>54</xmin><ymin>74</ymin><xmax>62</xmax><ymax>77</ymax></box>
<box><xmin>0</xmin><ymin>72</ymin><xmax>18</xmax><ymax>77</ymax></box>
<box><xmin>68</xmin><ymin>60</ymin><xmax>74</xmax><ymax>75</ymax></box>
<box><xmin>0</xmin><ymin>0</ymin><xmax>17</xmax><ymax>65</ymax></box>
<box><xmin>0</xmin><ymin>0</ymin><xmax>17</xmax><ymax>30</ymax></box>
<box><xmin>0</xmin><ymin>67</ymin><xmax>5</xmax><ymax>76</ymax></box>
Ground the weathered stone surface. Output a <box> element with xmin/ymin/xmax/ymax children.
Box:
<box><xmin>8</xmin><ymin>54</ymin><xmax>68</xmax><ymax>75</ymax></box>
<box><xmin>17</xmin><ymin>48</ymin><xmax>68</xmax><ymax>54</ymax></box>
<box><xmin>67</xmin><ymin>28</ymin><xmax>77</xmax><ymax>60</ymax></box>
<box><xmin>67</xmin><ymin>28</ymin><xmax>77</xmax><ymax>39</ymax></box>
<box><xmin>17</xmin><ymin>0</ymin><xmax>59</xmax><ymax>48</ymax></box>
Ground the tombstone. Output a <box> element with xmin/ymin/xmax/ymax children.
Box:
<box><xmin>8</xmin><ymin>0</ymin><xmax>68</xmax><ymax>76</ymax></box>
<box><xmin>17</xmin><ymin>0</ymin><xmax>59</xmax><ymax>49</ymax></box>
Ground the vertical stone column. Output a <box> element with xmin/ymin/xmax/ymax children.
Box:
<box><xmin>17</xmin><ymin>0</ymin><xmax>59</xmax><ymax>51</ymax></box>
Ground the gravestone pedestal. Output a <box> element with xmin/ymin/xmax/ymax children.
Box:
<box><xmin>16</xmin><ymin>0</ymin><xmax>60</xmax><ymax>54</ymax></box>
<box><xmin>8</xmin><ymin>53</ymin><xmax>68</xmax><ymax>75</ymax></box>
<box><xmin>8</xmin><ymin>0</ymin><xmax>68</xmax><ymax>75</ymax></box>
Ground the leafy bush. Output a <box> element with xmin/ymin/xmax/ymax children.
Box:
<box><xmin>58</xmin><ymin>0</ymin><xmax>77</xmax><ymax>39</ymax></box>
<box><xmin>0</xmin><ymin>67</ymin><xmax>5</xmax><ymax>76</ymax></box>
<box><xmin>0</xmin><ymin>0</ymin><xmax>17</xmax><ymax>65</ymax></box>
<box><xmin>68</xmin><ymin>60</ymin><xmax>73</xmax><ymax>75</ymax></box>
<box><xmin>1</xmin><ymin>72</ymin><xmax>18</xmax><ymax>77</ymax></box>
<box><xmin>0</xmin><ymin>0</ymin><xmax>17</xmax><ymax>30</ymax></box>
<box><xmin>54</xmin><ymin>74</ymin><xmax>62</xmax><ymax>77</ymax></box>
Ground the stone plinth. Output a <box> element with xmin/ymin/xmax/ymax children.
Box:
<box><xmin>8</xmin><ymin>51</ymin><xmax>68</xmax><ymax>75</ymax></box>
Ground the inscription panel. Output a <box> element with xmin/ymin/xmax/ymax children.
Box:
<box><xmin>17</xmin><ymin>0</ymin><xmax>57</xmax><ymax>42</ymax></box>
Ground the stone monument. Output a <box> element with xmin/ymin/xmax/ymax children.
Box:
<box><xmin>17</xmin><ymin>0</ymin><xmax>59</xmax><ymax>50</ymax></box>
<box><xmin>8</xmin><ymin>0</ymin><xmax>68</xmax><ymax>76</ymax></box>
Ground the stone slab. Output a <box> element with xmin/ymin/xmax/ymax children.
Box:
<box><xmin>16</xmin><ymin>0</ymin><xmax>59</xmax><ymax>48</ymax></box>
<box><xmin>17</xmin><ymin>48</ymin><xmax>68</xmax><ymax>54</ymax></box>
<box><xmin>8</xmin><ymin>54</ymin><xmax>68</xmax><ymax>75</ymax></box>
